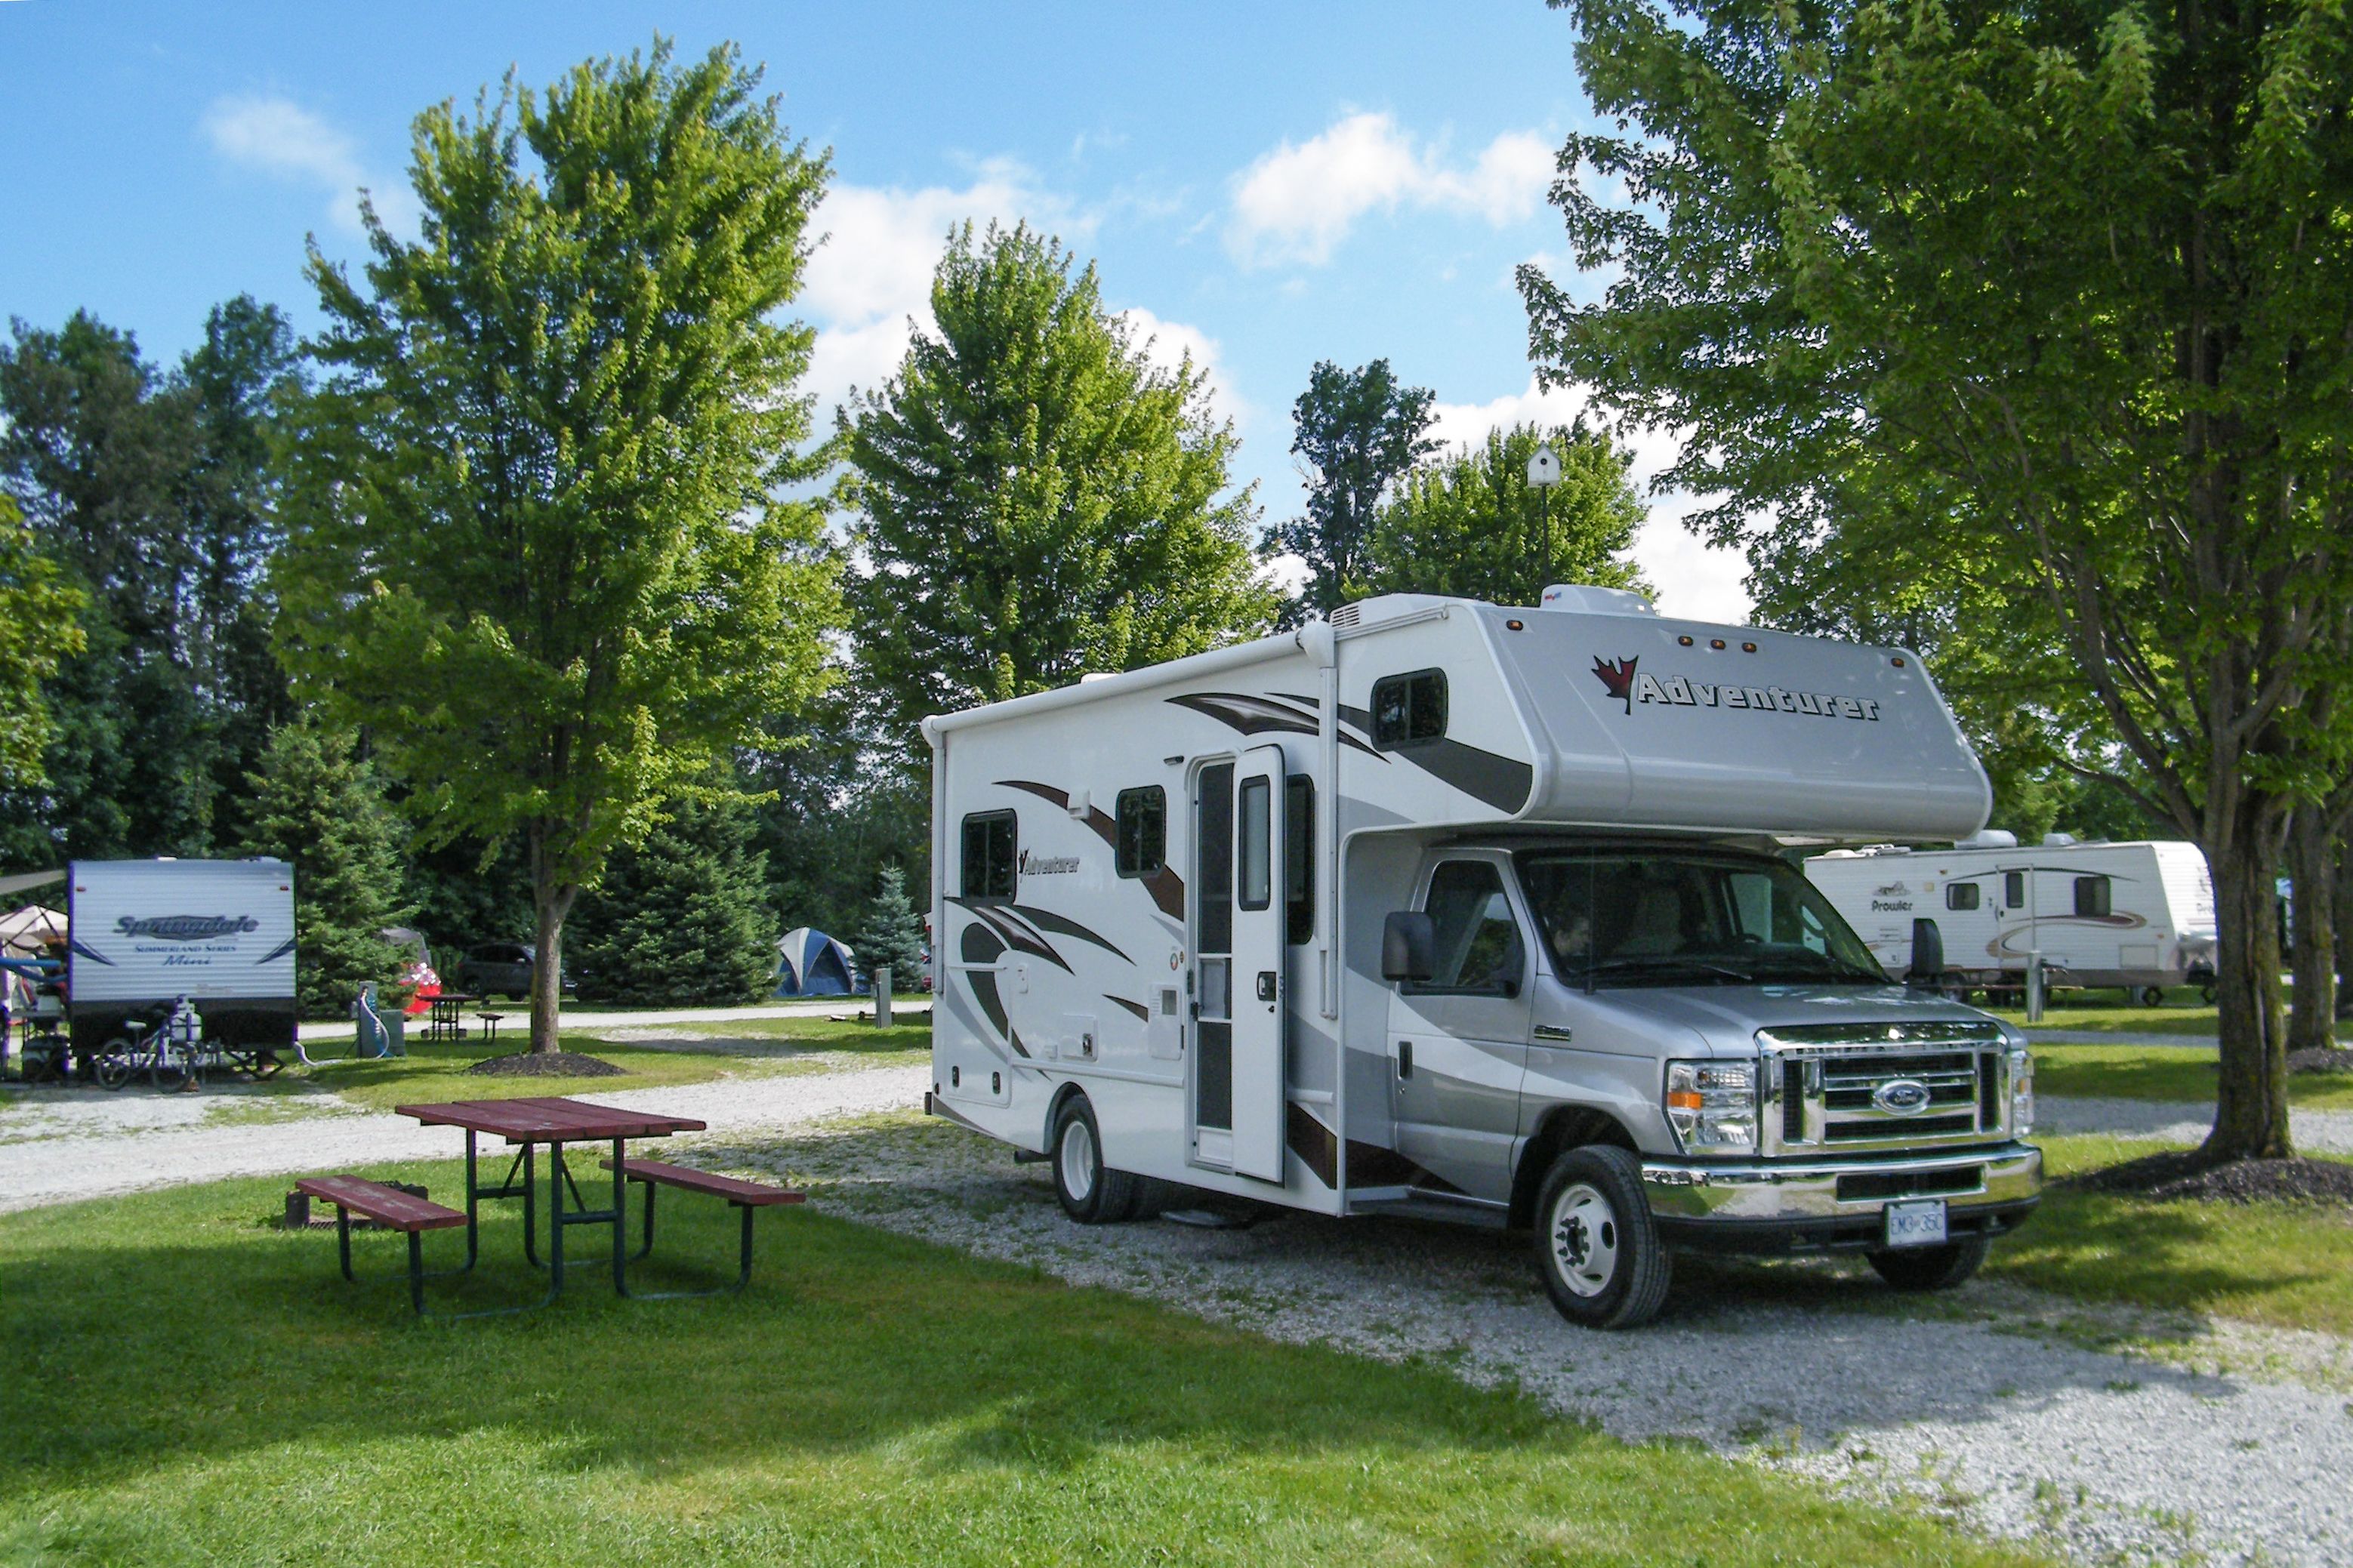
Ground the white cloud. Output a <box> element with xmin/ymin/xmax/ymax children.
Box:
<box><xmin>1226</xmin><ymin>112</ymin><xmax>1554</xmax><ymax>268</ymax></box>
<box><xmin>1426</xmin><ymin>377</ymin><xmax>1756</xmax><ymax>625</ymax></box>
<box><xmin>202</xmin><ymin>95</ymin><xmax>417</xmax><ymax>237</ymax></box>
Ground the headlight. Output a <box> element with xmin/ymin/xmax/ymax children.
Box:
<box><xmin>2009</xmin><ymin>1048</ymin><xmax>2034</xmax><ymax>1136</ymax></box>
<box><xmin>1665</xmin><ymin>1060</ymin><xmax>1756</xmax><ymax>1153</ymax></box>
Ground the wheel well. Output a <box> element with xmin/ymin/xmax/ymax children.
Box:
<box><xmin>1509</xmin><ymin>1105</ymin><xmax>1637</xmax><ymax>1229</ymax></box>
<box><xmin>1041</xmin><ymin>1080</ymin><xmax>1088</xmax><ymax>1154</ymax></box>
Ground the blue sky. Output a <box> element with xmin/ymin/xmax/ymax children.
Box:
<box><xmin>0</xmin><ymin>0</ymin><xmax>1750</xmax><ymax>619</ymax></box>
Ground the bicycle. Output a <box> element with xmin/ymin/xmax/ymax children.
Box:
<box><xmin>94</xmin><ymin>1003</ymin><xmax>200</xmax><ymax>1092</ymax></box>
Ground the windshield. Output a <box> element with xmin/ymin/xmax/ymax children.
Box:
<box><xmin>1516</xmin><ymin>850</ymin><xmax>1887</xmax><ymax>988</ymax></box>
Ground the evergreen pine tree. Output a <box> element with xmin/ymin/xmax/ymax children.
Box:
<box><xmin>236</xmin><ymin>722</ymin><xmax>411</xmax><ymax>1017</ymax></box>
<box><xmin>569</xmin><ymin>784</ymin><xmax>775</xmax><ymax>1007</ymax></box>
<box><xmin>851</xmin><ymin>865</ymin><xmax>927</xmax><ymax>989</ymax></box>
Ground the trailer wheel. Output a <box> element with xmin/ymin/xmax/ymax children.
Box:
<box><xmin>1532</xmin><ymin>1145</ymin><xmax>1671</xmax><ymax>1329</ymax></box>
<box><xmin>1866</xmin><ymin>1235</ymin><xmax>1990</xmax><ymax>1292</ymax></box>
<box><xmin>2136</xmin><ymin>985</ymin><xmax>2167</xmax><ymax>1007</ymax></box>
<box><xmin>1050</xmin><ymin>1095</ymin><xmax>1140</xmax><ymax>1224</ymax></box>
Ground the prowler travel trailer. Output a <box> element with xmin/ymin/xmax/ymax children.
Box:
<box><xmin>1806</xmin><ymin>836</ymin><xmax>2218</xmax><ymax>1003</ymax></box>
<box><xmin>921</xmin><ymin>587</ymin><xmax>2041</xmax><ymax>1328</ymax></box>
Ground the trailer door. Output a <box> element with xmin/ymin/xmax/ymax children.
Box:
<box><xmin>1229</xmin><ymin>744</ymin><xmax>1289</xmax><ymax>1181</ymax></box>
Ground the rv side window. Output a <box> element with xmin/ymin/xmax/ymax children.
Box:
<box><xmin>2074</xmin><ymin>875</ymin><xmax>2111</xmax><ymax>917</ymax></box>
<box><xmin>961</xmin><ymin>811</ymin><xmax>1016</xmax><ymax>901</ymax></box>
<box><xmin>1115</xmin><ymin>787</ymin><xmax>1165</xmax><ymax>879</ymax></box>
<box><xmin>1371</xmin><ymin>670</ymin><xmax>1447</xmax><ymax>748</ymax></box>
<box><xmin>1413</xmin><ymin>861</ymin><xmax>1524</xmax><ymax>994</ymax></box>
<box><xmin>2003</xmin><ymin>870</ymin><xmax>2026</xmax><ymax>907</ymax></box>
<box><xmin>1947</xmin><ymin>883</ymin><xmax>1980</xmax><ymax>911</ymax></box>
<box><xmin>1284</xmin><ymin>775</ymin><xmax>1314</xmax><ymax>945</ymax></box>
<box><xmin>1238</xmin><ymin>777</ymin><xmax>1272</xmax><ymax>911</ymax></box>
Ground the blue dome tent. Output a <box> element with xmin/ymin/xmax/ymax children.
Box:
<box><xmin>773</xmin><ymin>927</ymin><xmax>856</xmax><ymax>998</ymax></box>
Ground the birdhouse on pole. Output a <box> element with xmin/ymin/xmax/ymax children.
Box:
<box><xmin>1527</xmin><ymin>443</ymin><xmax>1561</xmax><ymax>488</ymax></box>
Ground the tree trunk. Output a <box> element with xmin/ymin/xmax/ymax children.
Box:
<box><xmin>2288</xmin><ymin>803</ymin><xmax>2336</xmax><ymax>1052</ymax></box>
<box><xmin>2336</xmin><ymin>836</ymin><xmax>2353</xmax><ymax>1017</ymax></box>
<box><xmin>2203</xmin><ymin>824</ymin><xmax>2293</xmax><ymax>1160</ymax></box>
<box><xmin>527</xmin><ymin>822</ymin><xmax>578</xmax><ymax>1056</ymax></box>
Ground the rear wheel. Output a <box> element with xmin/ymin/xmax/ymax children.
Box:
<box><xmin>94</xmin><ymin>1041</ymin><xmax>131</xmax><ymax>1091</ymax></box>
<box><xmin>1050</xmin><ymin>1095</ymin><xmax>1140</xmax><ymax>1223</ymax></box>
<box><xmin>1867</xmin><ymin>1235</ymin><xmax>1990</xmax><ymax>1292</ymax></box>
<box><xmin>1532</xmin><ymin>1145</ymin><xmax>1671</xmax><ymax>1329</ymax></box>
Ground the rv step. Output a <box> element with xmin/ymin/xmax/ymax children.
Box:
<box><xmin>1348</xmin><ymin>1191</ymin><xmax>1513</xmax><ymax>1231</ymax></box>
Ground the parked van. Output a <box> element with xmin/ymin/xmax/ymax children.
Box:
<box><xmin>921</xmin><ymin>587</ymin><xmax>2040</xmax><ymax>1328</ymax></box>
<box><xmin>1806</xmin><ymin>836</ymin><xmax>2217</xmax><ymax>1003</ymax></box>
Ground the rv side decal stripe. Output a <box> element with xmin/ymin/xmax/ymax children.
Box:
<box><xmin>1167</xmin><ymin>692</ymin><xmax>1383</xmax><ymax>758</ymax></box>
<box><xmin>256</xmin><ymin>939</ymin><xmax>297</xmax><ymax>965</ymax></box>
<box><xmin>69</xmin><ymin>938</ymin><xmax>114</xmax><ymax>967</ymax></box>
<box><xmin>994</xmin><ymin>779</ymin><xmax>1186</xmax><ymax>921</ymax></box>
<box><xmin>1335</xmin><ymin>704</ymin><xmax>1534</xmax><ymax>815</ymax></box>
<box><xmin>1011</xmin><ymin>904</ymin><xmax>1132</xmax><ymax>965</ymax></box>
<box><xmin>1103</xmin><ymin>994</ymin><xmax>1151</xmax><ymax>1022</ymax></box>
<box><xmin>1286</xmin><ymin>1103</ymin><xmax>1337</xmax><ymax>1188</ymax></box>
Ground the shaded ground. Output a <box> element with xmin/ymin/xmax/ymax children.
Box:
<box><xmin>467</xmin><ymin>1049</ymin><xmax>624</xmax><ymax>1078</ymax></box>
<box><xmin>2065</xmin><ymin>1147</ymin><xmax>2353</xmax><ymax>1205</ymax></box>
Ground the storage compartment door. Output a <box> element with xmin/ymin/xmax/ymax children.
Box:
<box><xmin>1230</xmin><ymin>744</ymin><xmax>1288</xmax><ymax>1181</ymax></box>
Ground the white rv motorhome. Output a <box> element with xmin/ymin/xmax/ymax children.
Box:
<box><xmin>923</xmin><ymin>587</ymin><xmax>2041</xmax><ymax>1328</ymax></box>
<box><xmin>66</xmin><ymin>858</ymin><xmax>298</xmax><ymax>1061</ymax></box>
<box><xmin>1806</xmin><ymin>837</ymin><xmax>2218</xmax><ymax>1003</ymax></box>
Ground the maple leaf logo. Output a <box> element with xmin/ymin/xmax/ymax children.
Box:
<box><xmin>1592</xmin><ymin>655</ymin><xmax>1639</xmax><ymax>713</ymax></box>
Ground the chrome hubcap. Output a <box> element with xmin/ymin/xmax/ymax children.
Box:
<box><xmin>1550</xmin><ymin>1182</ymin><xmax>1619</xmax><ymax>1298</ymax></box>
<box><xmin>1059</xmin><ymin>1117</ymin><xmax>1096</xmax><ymax>1203</ymax></box>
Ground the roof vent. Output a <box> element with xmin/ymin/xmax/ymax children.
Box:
<box><xmin>1540</xmin><ymin>583</ymin><xmax>1657</xmax><ymax>616</ymax></box>
<box><xmin>1328</xmin><ymin>604</ymin><xmax>1362</xmax><ymax>630</ymax></box>
<box><xmin>1955</xmin><ymin>829</ymin><xmax>2018</xmax><ymax>850</ymax></box>
<box><xmin>2043</xmin><ymin>831</ymin><xmax>2078</xmax><ymax>846</ymax></box>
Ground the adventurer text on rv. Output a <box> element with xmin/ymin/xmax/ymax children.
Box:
<box><xmin>921</xmin><ymin>585</ymin><xmax>2040</xmax><ymax>1329</ymax></box>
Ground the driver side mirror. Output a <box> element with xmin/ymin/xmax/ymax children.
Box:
<box><xmin>1905</xmin><ymin>917</ymin><xmax>1945</xmax><ymax>990</ymax></box>
<box><xmin>1383</xmin><ymin>911</ymin><xmax>1436</xmax><ymax>984</ymax></box>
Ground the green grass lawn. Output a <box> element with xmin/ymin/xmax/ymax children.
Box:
<box><xmin>1988</xmin><ymin>996</ymin><xmax>2219</xmax><ymax>1037</ymax></box>
<box><xmin>0</xmin><ymin>1172</ymin><xmax>2046</xmax><ymax>1567</ymax></box>
<box><xmin>2028</xmin><ymin>1040</ymin><xmax>2353</xmax><ymax>1108</ymax></box>
<box><xmin>297</xmin><ymin>1020</ymin><xmax>932</xmax><ymax>1113</ymax></box>
<box><xmin>1986</xmin><ymin>1134</ymin><xmax>2353</xmax><ymax>1335</ymax></box>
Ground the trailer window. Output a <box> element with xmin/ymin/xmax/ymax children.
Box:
<box><xmin>2003</xmin><ymin>870</ymin><xmax>2026</xmax><ymax>907</ymax></box>
<box><xmin>1115</xmin><ymin>787</ymin><xmax>1165</xmax><ymax>879</ymax></box>
<box><xmin>1284</xmin><ymin>775</ymin><xmax>1314</xmax><ymax>945</ymax></box>
<box><xmin>1414</xmin><ymin>861</ymin><xmax>1524</xmax><ymax>994</ymax></box>
<box><xmin>1371</xmin><ymin>670</ymin><xmax>1447</xmax><ymax>747</ymax></box>
<box><xmin>961</xmin><ymin>811</ymin><xmax>1016</xmax><ymax>901</ymax></box>
<box><xmin>1238</xmin><ymin>777</ymin><xmax>1272</xmax><ymax>910</ymax></box>
<box><xmin>2074</xmin><ymin>875</ymin><xmax>2111</xmax><ymax>917</ymax></box>
<box><xmin>1947</xmin><ymin>883</ymin><xmax>1980</xmax><ymax>911</ymax></box>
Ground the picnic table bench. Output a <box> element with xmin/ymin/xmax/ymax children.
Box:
<box><xmin>603</xmin><ymin>1157</ymin><xmax>805</xmax><ymax>1296</ymax></box>
<box><xmin>295</xmin><ymin>1176</ymin><xmax>465</xmax><ymax>1315</ymax></box>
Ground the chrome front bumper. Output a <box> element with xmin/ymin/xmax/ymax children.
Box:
<box><xmin>1642</xmin><ymin>1142</ymin><xmax>2041</xmax><ymax>1225</ymax></box>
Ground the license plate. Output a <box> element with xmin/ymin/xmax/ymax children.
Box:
<box><xmin>1883</xmin><ymin>1199</ymin><xmax>1948</xmax><ymax>1249</ymax></box>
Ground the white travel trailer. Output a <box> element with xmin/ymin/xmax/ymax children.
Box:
<box><xmin>923</xmin><ymin>587</ymin><xmax>2042</xmax><ymax>1328</ymax></box>
<box><xmin>66</xmin><ymin>858</ymin><xmax>298</xmax><ymax>1060</ymax></box>
<box><xmin>1806</xmin><ymin>837</ymin><xmax>2218</xmax><ymax>1003</ymax></box>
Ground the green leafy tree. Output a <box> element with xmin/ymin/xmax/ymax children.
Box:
<box><xmin>1522</xmin><ymin>0</ymin><xmax>2353</xmax><ymax>1157</ymax></box>
<box><xmin>744</xmin><ymin>698</ymin><xmax>928</xmax><ymax>941</ymax></box>
<box><xmin>1265</xmin><ymin>359</ymin><xmax>1439</xmax><ymax>625</ymax></box>
<box><xmin>846</xmin><ymin>222</ymin><xmax>1275</xmax><ymax>744</ymax></box>
<box><xmin>275</xmin><ymin>40</ymin><xmax>840</xmax><ymax>1052</ymax></box>
<box><xmin>0</xmin><ymin>495</ymin><xmax>84</xmax><ymax>790</ymax></box>
<box><xmin>1365</xmin><ymin>423</ymin><xmax>1645</xmax><ymax>604</ymax></box>
<box><xmin>567</xmin><ymin>775</ymin><xmax>773</xmax><ymax>1008</ymax></box>
<box><xmin>851</xmin><ymin>864</ymin><xmax>927</xmax><ymax>990</ymax></box>
<box><xmin>236</xmin><ymin>722</ymin><xmax>412</xmax><ymax>1018</ymax></box>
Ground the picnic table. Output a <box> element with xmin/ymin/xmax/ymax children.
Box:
<box><xmin>424</xmin><ymin>991</ymin><xmax>481</xmax><ymax>1044</ymax></box>
<box><xmin>392</xmin><ymin>1096</ymin><xmax>708</xmax><ymax>1305</ymax></box>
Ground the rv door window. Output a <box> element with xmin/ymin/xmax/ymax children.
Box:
<box><xmin>1371</xmin><ymin>670</ymin><xmax>1447</xmax><ymax>748</ymax></box>
<box><xmin>1412</xmin><ymin>861</ymin><xmax>1524</xmax><ymax>994</ymax></box>
<box><xmin>1238</xmin><ymin>777</ymin><xmax>1272</xmax><ymax>911</ymax></box>
<box><xmin>1947</xmin><ymin>883</ymin><xmax>1981</xmax><ymax>911</ymax></box>
<box><xmin>1284</xmin><ymin>775</ymin><xmax>1314</xmax><ymax>945</ymax></box>
<box><xmin>2003</xmin><ymin>870</ymin><xmax>2026</xmax><ymax>907</ymax></box>
<box><xmin>2074</xmin><ymin>875</ymin><xmax>2112</xmax><ymax>917</ymax></box>
<box><xmin>1115</xmin><ymin>787</ymin><xmax>1166</xmax><ymax>879</ymax></box>
<box><xmin>961</xmin><ymin>811</ymin><xmax>1016</xmax><ymax>901</ymax></box>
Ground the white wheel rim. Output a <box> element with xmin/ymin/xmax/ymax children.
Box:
<box><xmin>1550</xmin><ymin>1181</ymin><xmax>1620</xmax><ymax>1298</ymax></box>
<box><xmin>1059</xmin><ymin>1118</ymin><xmax>1096</xmax><ymax>1203</ymax></box>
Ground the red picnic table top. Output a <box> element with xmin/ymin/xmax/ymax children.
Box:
<box><xmin>393</xmin><ymin>1095</ymin><xmax>708</xmax><ymax>1144</ymax></box>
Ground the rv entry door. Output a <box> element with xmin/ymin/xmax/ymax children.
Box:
<box><xmin>1191</xmin><ymin>747</ymin><xmax>1288</xmax><ymax>1181</ymax></box>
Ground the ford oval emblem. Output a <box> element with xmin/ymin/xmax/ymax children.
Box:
<box><xmin>1873</xmin><ymin>1079</ymin><xmax>1932</xmax><ymax>1116</ymax></box>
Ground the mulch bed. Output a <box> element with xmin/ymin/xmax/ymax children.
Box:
<box><xmin>2288</xmin><ymin>1047</ymin><xmax>2353</xmax><ymax>1075</ymax></box>
<box><xmin>2063</xmin><ymin>1148</ymin><xmax>2353</xmax><ymax>1206</ymax></box>
<box><xmin>466</xmin><ymin>1051</ymin><xmax>625</xmax><ymax>1079</ymax></box>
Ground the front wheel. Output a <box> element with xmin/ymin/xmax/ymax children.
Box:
<box><xmin>94</xmin><ymin>1042</ymin><xmax>132</xmax><ymax>1091</ymax></box>
<box><xmin>1867</xmin><ymin>1235</ymin><xmax>1990</xmax><ymax>1292</ymax></box>
<box><xmin>1050</xmin><ymin>1095</ymin><xmax>1140</xmax><ymax>1223</ymax></box>
<box><xmin>1532</xmin><ymin>1145</ymin><xmax>1671</xmax><ymax>1329</ymax></box>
